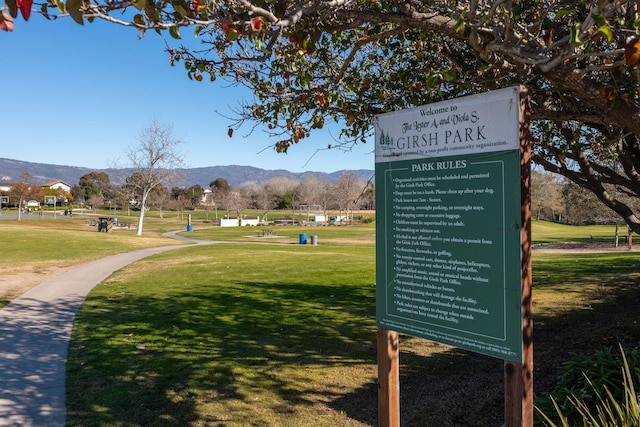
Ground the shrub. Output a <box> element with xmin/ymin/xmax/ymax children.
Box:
<box><xmin>535</xmin><ymin>344</ymin><xmax>640</xmax><ymax>426</ymax></box>
<box><xmin>354</xmin><ymin>215</ymin><xmax>374</xmax><ymax>224</ymax></box>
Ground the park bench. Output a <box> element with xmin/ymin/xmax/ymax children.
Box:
<box><xmin>97</xmin><ymin>217</ymin><xmax>113</xmax><ymax>232</ymax></box>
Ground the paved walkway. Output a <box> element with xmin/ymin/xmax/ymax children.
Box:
<box><xmin>0</xmin><ymin>232</ymin><xmax>211</xmax><ymax>426</ymax></box>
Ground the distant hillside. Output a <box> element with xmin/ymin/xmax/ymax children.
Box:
<box><xmin>0</xmin><ymin>158</ymin><xmax>374</xmax><ymax>188</ymax></box>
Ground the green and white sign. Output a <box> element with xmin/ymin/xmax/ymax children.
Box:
<box><xmin>375</xmin><ymin>87</ymin><xmax>525</xmax><ymax>362</ymax></box>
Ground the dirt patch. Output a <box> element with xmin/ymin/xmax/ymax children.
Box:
<box><xmin>533</xmin><ymin>241</ymin><xmax>640</xmax><ymax>253</ymax></box>
<box><xmin>0</xmin><ymin>266</ymin><xmax>76</xmax><ymax>302</ymax></box>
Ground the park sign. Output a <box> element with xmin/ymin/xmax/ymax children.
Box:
<box><xmin>374</xmin><ymin>86</ymin><xmax>530</xmax><ymax>363</ymax></box>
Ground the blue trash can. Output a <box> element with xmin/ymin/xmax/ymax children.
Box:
<box><xmin>299</xmin><ymin>233</ymin><xmax>307</xmax><ymax>244</ymax></box>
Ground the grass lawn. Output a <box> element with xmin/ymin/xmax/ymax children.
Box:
<box><xmin>531</xmin><ymin>219</ymin><xmax>631</xmax><ymax>244</ymax></box>
<box><xmin>0</xmin><ymin>219</ymin><xmax>182</xmax><ymax>270</ymax></box>
<box><xmin>62</xmin><ymin>221</ymin><xmax>640</xmax><ymax>426</ymax></box>
<box><xmin>0</xmin><ymin>218</ymin><xmax>184</xmax><ymax>307</ymax></box>
<box><xmin>67</xmin><ymin>242</ymin><xmax>380</xmax><ymax>427</ymax></box>
<box><xmin>185</xmin><ymin>223</ymin><xmax>376</xmax><ymax>246</ymax></box>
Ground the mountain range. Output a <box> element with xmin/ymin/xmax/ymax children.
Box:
<box><xmin>0</xmin><ymin>158</ymin><xmax>374</xmax><ymax>188</ymax></box>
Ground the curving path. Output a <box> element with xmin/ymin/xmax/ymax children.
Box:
<box><xmin>0</xmin><ymin>232</ymin><xmax>212</xmax><ymax>427</ymax></box>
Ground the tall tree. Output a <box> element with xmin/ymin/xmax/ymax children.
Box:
<box><xmin>9</xmin><ymin>172</ymin><xmax>45</xmax><ymax>221</ymax></box>
<box><xmin>264</xmin><ymin>176</ymin><xmax>299</xmax><ymax>210</ymax></box>
<box><xmin>222</xmin><ymin>190</ymin><xmax>252</xmax><ymax>220</ymax></box>
<box><xmin>235</xmin><ymin>180</ymin><xmax>260</xmax><ymax>210</ymax></box>
<box><xmin>255</xmin><ymin>182</ymin><xmax>277</xmax><ymax>221</ymax></box>
<box><xmin>126</xmin><ymin>120</ymin><xmax>185</xmax><ymax>235</ymax></box>
<box><xmin>297</xmin><ymin>176</ymin><xmax>324</xmax><ymax>207</ymax></box>
<box><xmin>209</xmin><ymin>177</ymin><xmax>232</xmax><ymax>213</ymax></box>
<box><xmin>169</xmin><ymin>186</ymin><xmax>192</xmax><ymax>219</ymax></box>
<box><xmin>145</xmin><ymin>185</ymin><xmax>171</xmax><ymax>218</ymax></box>
<box><xmin>531</xmin><ymin>170</ymin><xmax>564</xmax><ymax>221</ymax></box>
<box><xmin>187</xmin><ymin>184</ymin><xmax>205</xmax><ymax>208</ymax></box>
<box><xmin>562</xmin><ymin>182</ymin><xmax>622</xmax><ymax>225</ymax></box>
<box><xmin>210</xmin><ymin>178</ymin><xmax>231</xmax><ymax>194</ymax></box>
<box><xmin>331</xmin><ymin>171</ymin><xmax>366</xmax><ymax>223</ymax></box>
<box><xmin>74</xmin><ymin>172</ymin><xmax>118</xmax><ymax>208</ymax></box>
<box><xmin>78</xmin><ymin>172</ymin><xmax>111</xmax><ymax>200</ymax></box>
<box><xmin>169</xmin><ymin>185</ymin><xmax>203</xmax><ymax>215</ymax></box>
<box><xmin>8</xmin><ymin>2</ymin><xmax>640</xmax><ymax>230</ymax></box>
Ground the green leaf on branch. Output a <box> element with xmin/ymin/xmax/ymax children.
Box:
<box><xmin>597</xmin><ymin>25</ymin><xmax>613</xmax><ymax>42</ymax></box>
<box><xmin>40</xmin><ymin>3</ymin><xmax>50</xmax><ymax>19</ymax></box>
<box><xmin>132</xmin><ymin>0</ymin><xmax>146</xmax><ymax>11</ymax></box>
<box><xmin>169</xmin><ymin>25</ymin><xmax>181</xmax><ymax>39</ymax></box>
<box><xmin>65</xmin><ymin>0</ymin><xmax>84</xmax><ymax>25</ymax></box>
<box><xmin>54</xmin><ymin>0</ymin><xmax>64</xmax><ymax>13</ymax></box>
<box><xmin>311</xmin><ymin>113</ymin><xmax>324</xmax><ymax>129</ymax></box>
<box><xmin>299</xmin><ymin>73</ymin><xmax>311</xmax><ymax>89</ymax></box>
<box><xmin>555</xmin><ymin>8</ymin><xmax>576</xmax><ymax>19</ymax></box>
<box><xmin>173</xmin><ymin>3</ymin><xmax>187</xmax><ymax>18</ymax></box>
<box><xmin>5</xmin><ymin>0</ymin><xmax>17</xmax><ymax>18</ymax></box>
<box><xmin>442</xmin><ymin>69</ymin><xmax>457</xmax><ymax>82</ymax></box>
<box><xmin>569</xmin><ymin>25</ymin><xmax>582</xmax><ymax>46</ymax></box>
<box><xmin>225</xmin><ymin>28</ymin><xmax>239</xmax><ymax>42</ymax></box>
<box><xmin>591</xmin><ymin>13</ymin><xmax>606</xmax><ymax>27</ymax></box>
<box><xmin>133</xmin><ymin>14</ymin><xmax>145</xmax><ymax>27</ymax></box>
<box><xmin>426</xmin><ymin>74</ymin><xmax>438</xmax><ymax>88</ymax></box>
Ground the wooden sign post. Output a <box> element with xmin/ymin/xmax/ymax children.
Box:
<box><xmin>377</xmin><ymin>329</ymin><xmax>399</xmax><ymax>427</ymax></box>
<box><xmin>505</xmin><ymin>88</ymin><xmax>533</xmax><ymax>425</ymax></box>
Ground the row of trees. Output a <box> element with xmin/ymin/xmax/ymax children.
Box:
<box><xmin>10</xmin><ymin>167</ymin><xmax>632</xmax><ymax>228</ymax></box>
<box><xmin>70</xmin><ymin>170</ymin><xmax>374</xmax><ymax>222</ymax></box>
<box><xmin>205</xmin><ymin>172</ymin><xmax>374</xmax><ymax>221</ymax></box>
<box><xmin>7</xmin><ymin>161</ymin><xmax>636</xmax><ymax>229</ymax></box>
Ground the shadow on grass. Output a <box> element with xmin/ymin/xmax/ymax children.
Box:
<box><xmin>532</xmin><ymin>254</ymin><xmax>640</xmax><ymax>394</ymax></box>
<box><xmin>66</xmin><ymin>253</ymin><xmax>640</xmax><ymax>426</ymax></box>
<box><xmin>67</xmin><ymin>279</ymin><xmax>379</xmax><ymax>426</ymax></box>
<box><xmin>332</xmin><ymin>347</ymin><xmax>505</xmax><ymax>427</ymax></box>
<box><xmin>66</xmin><ymin>277</ymin><xmax>511</xmax><ymax>426</ymax></box>
<box><xmin>340</xmin><ymin>254</ymin><xmax>640</xmax><ymax>427</ymax></box>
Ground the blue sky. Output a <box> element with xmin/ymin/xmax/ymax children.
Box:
<box><xmin>2</xmin><ymin>16</ymin><xmax>374</xmax><ymax>173</ymax></box>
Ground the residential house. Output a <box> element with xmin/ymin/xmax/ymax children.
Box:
<box><xmin>42</xmin><ymin>180</ymin><xmax>72</xmax><ymax>193</ymax></box>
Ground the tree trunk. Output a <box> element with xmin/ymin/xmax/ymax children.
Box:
<box><xmin>136</xmin><ymin>192</ymin><xmax>149</xmax><ymax>236</ymax></box>
<box><xmin>136</xmin><ymin>208</ymin><xmax>145</xmax><ymax>236</ymax></box>
<box><xmin>17</xmin><ymin>197</ymin><xmax>23</xmax><ymax>221</ymax></box>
